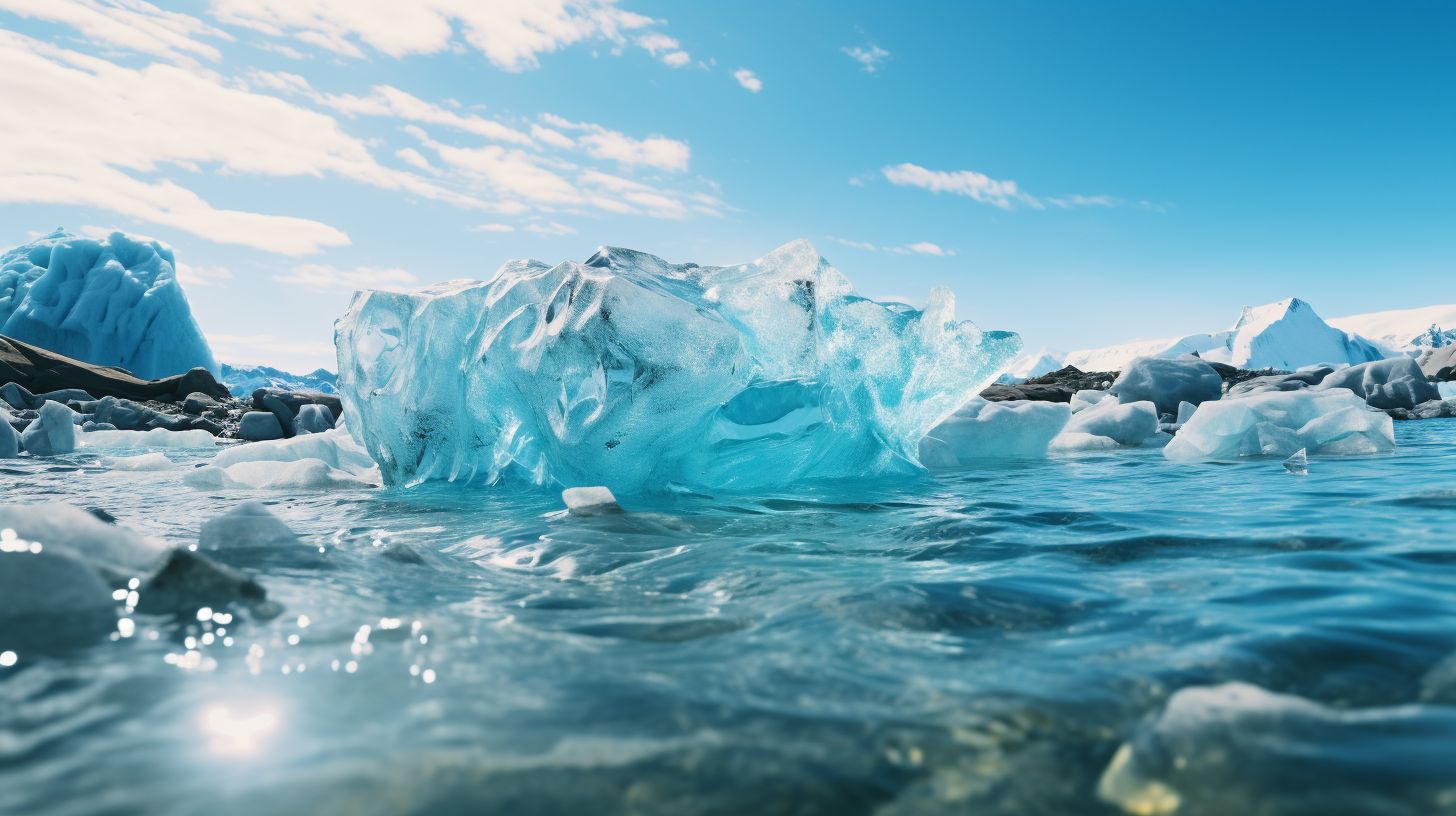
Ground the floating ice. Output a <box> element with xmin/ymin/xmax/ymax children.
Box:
<box><xmin>0</xmin><ymin>229</ymin><xmax>217</xmax><ymax>379</ymax></box>
<box><xmin>1108</xmin><ymin>356</ymin><xmax>1223</xmax><ymax>417</ymax></box>
<box><xmin>0</xmin><ymin>503</ymin><xmax>168</xmax><ymax>578</ymax></box>
<box><xmin>20</xmin><ymin>401</ymin><xmax>77</xmax><ymax>456</ymax></box>
<box><xmin>1165</xmin><ymin>389</ymin><xmax>1394</xmax><ymax>460</ymax></box>
<box><xmin>293</xmin><ymin>403</ymin><xmax>334</xmax><ymax>435</ymax></box>
<box><xmin>101</xmin><ymin>452</ymin><xmax>178</xmax><ymax>471</ymax></box>
<box><xmin>77</xmin><ymin>428</ymin><xmax>218</xmax><ymax>450</ymax></box>
<box><xmin>1311</xmin><ymin>356</ymin><xmax>1440</xmax><ymax>410</ymax></box>
<box><xmin>922</xmin><ymin>398</ymin><xmax>1070</xmax><ymax>462</ymax></box>
<box><xmin>562</xmin><ymin>486</ymin><xmax>624</xmax><ymax>516</ymax></box>
<box><xmin>0</xmin><ymin>410</ymin><xmax>18</xmax><ymax>458</ymax></box>
<box><xmin>1097</xmin><ymin>682</ymin><xmax>1456</xmax><ymax>816</ymax></box>
<box><xmin>1175</xmin><ymin>401</ymin><xmax>1198</xmax><ymax>425</ymax></box>
<box><xmin>1063</xmin><ymin>399</ymin><xmax>1160</xmax><ymax>447</ymax></box>
<box><xmin>336</xmin><ymin>240</ymin><xmax>1020</xmax><ymax>493</ymax></box>
<box><xmin>1070</xmin><ymin>389</ymin><xmax>1111</xmax><ymax>414</ymax></box>
<box><xmin>1049</xmin><ymin>432</ymin><xmax>1120</xmax><ymax>452</ymax></box>
<box><xmin>185</xmin><ymin>427</ymin><xmax>381</xmax><ymax>491</ymax></box>
<box><xmin>1283</xmin><ymin>448</ymin><xmax>1308</xmax><ymax>474</ymax></box>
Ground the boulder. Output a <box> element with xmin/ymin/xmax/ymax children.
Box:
<box><xmin>135</xmin><ymin>548</ymin><xmax>268</xmax><ymax>616</ymax></box>
<box><xmin>1312</xmin><ymin>356</ymin><xmax>1440</xmax><ymax>410</ymax></box>
<box><xmin>0</xmin><ymin>382</ymin><xmax>36</xmax><ymax>410</ymax></box>
<box><xmin>0</xmin><ymin>336</ymin><xmax>229</xmax><ymax>403</ymax></box>
<box><xmin>239</xmin><ymin>411</ymin><xmax>285</xmax><ymax>441</ymax></box>
<box><xmin>197</xmin><ymin>502</ymin><xmax>322</xmax><ymax>568</ymax></box>
<box><xmin>92</xmin><ymin>396</ymin><xmax>154</xmax><ymax>431</ymax></box>
<box><xmin>182</xmin><ymin>392</ymin><xmax>219</xmax><ymax>415</ymax></box>
<box><xmin>257</xmin><ymin>393</ymin><xmax>296</xmax><ymax>438</ymax></box>
<box><xmin>1108</xmin><ymin>356</ymin><xmax>1223</xmax><ymax>417</ymax></box>
<box><xmin>19</xmin><ymin>400</ymin><xmax>76</xmax><ymax>456</ymax></box>
<box><xmin>1414</xmin><ymin>345</ymin><xmax>1456</xmax><ymax>380</ymax></box>
<box><xmin>252</xmin><ymin>387</ymin><xmax>343</xmax><ymax>421</ymax></box>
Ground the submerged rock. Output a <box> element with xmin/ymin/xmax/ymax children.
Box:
<box><xmin>135</xmin><ymin>548</ymin><xmax>269</xmax><ymax>616</ymax></box>
<box><xmin>0</xmin><ymin>549</ymin><xmax>117</xmax><ymax>652</ymax></box>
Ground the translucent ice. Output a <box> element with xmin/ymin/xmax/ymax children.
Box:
<box><xmin>20</xmin><ymin>401</ymin><xmax>77</xmax><ymax>456</ymax></box>
<box><xmin>101</xmin><ymin>452</ymin><xmax>178</xmax><ymax>471</ymax></box>
<box><xmin>336</xmin><ymin>240</ymin><xmax>1021</xmax><ymax>493</ymax></box>
<box><xmin>1070</xmin><ymin>389</ymin><xmax>1111</xmax><ymax>414</ymax></box>
<box><xmin>1063</xmin><ymin>399</ymin><xmax>1160</xmax><ymax>447</ymax></box>
<box><xmin>77</xmin><ymin>428</ymin><xmax>218</xmax><ymax>450</ymax></box>
<box><xmin>1165</xmin><ymin>389</ymin><xmax>1394</xmax><ymax>460</ymax></box>
<box><xmin>922</xmin><ymin>398</ymin><xmax>1070</xmax><ymax>462</ymax></box>
<box><xmin>0</xmin><ymin>229</ymin><xmax>217</xmax><ymax>379</ymax></box>
<box><xmin>562</xmin><ymin>486</ymin><xmax>624</xmax><ymax>516</ymax></box>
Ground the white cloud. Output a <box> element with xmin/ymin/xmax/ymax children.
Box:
<box><xmin>661</xmin><ymin>50</ymin><xmax>690</xmax><ymax>68</ymax></box>
<box><xmin>882</xmin><ymin>163</ymin><xmax>1043</xmax><ymax>210</ymax></box>
<box><xmin>636</xmin><ymin>32</ymin><xmax>689</xmax><ymax>68</ymax></box>
<box><xmin>0</xmin><ymin>0</ymin><xmax>233</xmax><ymax>68</ymax></box>
<box><xmin>0</xmin><ymin>30</ymin><xmax>490</xmax><ymax>254</ymax></box>
<box><xmin>904</xmin><ymin>241</ymin><xmax>946</xmax><ymax>256</ymax></box>
<box><xmin>175</xmin><ymin>261</ymin><xmax>234</xmax><ymax>287</ymax></box>
<box><xmin>395</xmin><ymin>147</ymin><xmax>434</xmax><ymax>171</ymax></box>
<box><xmin>274</xmin><ymin>263</ymin><xmax>417</xmax><ymax>292</ymax></box>
<box><xmin>471</xmin><ymin>223</ymin><xmax>514</xmax><ymax>232</ymax></box>
<box><xmin>733</xmin><ymin>68</ymin><xmax>762</xmax><ymax>93</ymax></box>
<box><xmin>539</xmin><ymin>114</ymin><xmax>689</xmax><ymax>172</ymax></box>
<box><xmin>1048</xmin><ymin>194</ymin><xmax>1115</xmax><ymax>209</ymax></box>
<box><xmin>524</xmin><ymin>221</ymin><xmax>576</xmax><ymax>236</ymax></box>
<box><xmin>843</xmin><ymin>44</ymin><xmax>889</xmax><ymax>73</ymax></box>
<box><xmin>531</xmin><ymin>124</ymin><xmax>576</xmax><ymax>149</ymax></box>
<box><xmin>207</xmin><ymin>332</ymin><xmax>336</xmax><ymax>363</ymax></box>
<box><xmin>209</xmin><ymin>0</ymin><xmax>658</xmax><ymax>71</ymax></box>
<box><xmin>825</xmin><ymin>236</ymin><xmax>877</xmax><ymax>251</ymax></box>
<box><xmin>253</xmin><ymin>40</ymin><xmax>307</xmax><ymax>59</ymax></box>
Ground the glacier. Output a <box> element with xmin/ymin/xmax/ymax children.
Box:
<box><xmin>0</xmin><ymin>229</ymin><xmax>217</xmax><ymax>380</ymax></box>
<box><xmin>1329</xmin><ymin>302</ymin><xmax>1456</xmax><ymax>353</ymax></box>
<box><xmin>336</xmin><ymin>240</ymin><xmax>1021</xmax><ymax>493</ymax></box>
<box><xmin>1066</xmin><ymin>298</ymin><xmax>1386</xmax><ymax>372</ymax></box>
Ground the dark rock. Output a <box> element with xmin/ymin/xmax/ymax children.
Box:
<box><xmin>257</xmin><ymin>393</ymin><xmax>296</xmax><ymax>438</ymax></box>
<box><xmin>134</xmin><ymin>548</ymin><xmax>267</xmax><ymax>616</ymax></box>
<box><xmin>81</xmin><ymin>421</ymin><xmax>118</xmax><ymax>432</ymax></box>
<box><xmin>252</xmin><ymin>387</ymin><xmax>343</xmax><ymax>421</ymax></box>
<box><xmin>145</xmin><ymin>413</ymin><xmax>196</xmax><ymax>432</ymax></box>
<box><xmin>292</xmin><ymin>403</ymin><xmax>334</xmax><ymax>435</ymax></box>
<box><xmin>239</xmin><ymin>411</ymin><xmax>284</xmax><ymax>441</ymax></box>
<box><xmin>189</xmin><ymin>417</ymin><xmax>224</xmax><ymax>435</ymax></box>
<box><xmin>92</xmin><ymin>396</ymin><xmax>154</xmax><ymax>431</ymax></box>
<box><xmin>0</xmin><ymin>335</ymin><xmax>227</xmax><ymax>402</ymax></box>
<box><xmin>979</xmin><ymin>383</ymin><xmax>1078</xmax><ymax>403</ymax></box>
<box><xmin>36</xmin><ymin>388</ymin><xmax>94</xmax><ymax>405</ymax></box>
<box><xmin>1388</xmin><ymin>399</ymin><xmax>1456</xmax><ymax>421</ymax></box>
<box><xmin>67</xmin><ymin>399</ymin><xmax>98</xmax><ymax>413</ymax></box>
<box><xmin>183</xmin><ymin>392</ymin><xmax>218</xmax><ymax>414</ymax></box>
<box><xmin>206</xmin><ymin>405</ymin><xmax>229</xmax><ymax>419</ymax></box>
<box><xmin>0</xmin><ymin>382</ymin><xmax>36</xmax><ymax>410</ymax></box>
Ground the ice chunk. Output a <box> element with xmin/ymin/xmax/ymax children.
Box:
<box><xmin>239</xmin><ymin>411</ymin><xmax>285</xmax><ymax>441</ymax></box>
<box><xmin>210</xmin><ymin>427</ymin><xmax>378</xmax><ymax>476</ymax></box>
<box><xmin>194</xmin><ymin>502</ymin><xmax>323</xmax><ymax>569</ymax></box>
<box><xmin>19</xmin><ymin>400</ymin><xmax>77</xmax><ymax>456</ymax></box>
<box><xmin>0</xmin><ymin>229</ymin><xmax>217</xmax><ymax>379</ymax></box>
<box><xmin>336</xmin><ymin>240</ymin><xmax>1021</xmax><ymax>493</ymax></box>
<box><xmin>563</xmin><ymin>486</ymin><xmax>624</xmax><ymax>516</ymax></box>
<box><xmin>77</xmin><ymin>428</ymin><xmax>218</xmax><ymax>450</ymax></box>
<box><xmin>922</xmin><ymin>399</ymin><xmax>1070</xmax><ymax>462</ymax></box>
<box><xmin>1097</xmin><ymin>682</ymin><xmax>1456</xmax><ymax>816</ymax></box>
<box><xmin>1108</xmin><ymin>356</ymin><xmax>1223</xmax><ymax>417</ymax></box>
<box><xmin>1165</xmin><ymin>389</ymin><xmax>1394</xmax><ymax>460</ymax></box>
<box><xmin>1226</xmin><ymin>368</ymin><xmax>1332</xmax><ymax>398</ymax></box>
<box><xmin>0</xmin><ymin>549</ymin><xmax>116</xmax><ymax>651</ymax></box>
<box><xmin>1070</xmin><ymin>389</ymin><xmax>1111</xmax><ymax>414</ymax></box>
<box><xmin>1049</xmin><ymin>432</ymin><xmax>1119</xmax><ymax>452</ymax></box>
<box><xmin>1311</xmin><ymin>356</ymin><xmax>1440</xmax><ymax>410</ymax></box>
<box><xmin>1063</xmin><ymin>399</ymin><xmax>1160</xmax><ymax>447</ymax></box>
<box><xmin>185</xmin><ymin>458</ymin><xmax>378</xmax><ymax>491</ymax></box>
<box><xmin>293</xmin><ymin>403</ymin><xmax>334</xmax><ymax>435</ymax></box>
<box><xmin>1175</xmin><ymin>401</ymin><xmax>1198</xmax><ymax>425</ymax></box>
<box><xmin>916</xmin><ymin>435</ymin><xmax>960</xmax><ymax>469</ymax></box>
<box><xmin>1439</xmin><ymin>382</ymin><xmax>1456</xmax><ymax>400</ymax></box>
<box><xmin>0</xmin><ymin>503</ymin><xmax>168</xmax><ymax>578</ymax></box>
<box><xmin>101</xmin><ymin>452</ymin><xmax>177</xmax><ymax>471</ymax></box>
<box><xmin>1283</xmin><ymin>448</ymin><xmax>1308</xmax><ymax>474</ymax></box>
<box><xmin>0</xmin><ymin>411</ymin><xmax>18</xmax><ymax>458</ymax></box>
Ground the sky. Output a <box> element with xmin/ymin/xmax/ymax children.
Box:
<box><xmin>1</xmin><ymin>0</ymin><xmax>1451</xmax><ymax>373</ymax></box>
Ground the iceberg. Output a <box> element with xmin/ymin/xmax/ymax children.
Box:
<box><xmin>922</xmin><ymin>398</ymin><xmax>1070</xmax><ymax>462</ymax></box>
<box><xmin>1107</xmin><ymin>356</ymin><xmax>1223</xmax><ymax>417</ymax></box>
<box><xmin>336</xmin><ymin>240</ymin><xmax>1021</xmax><ymax>493</ymax></box>
<box><xmin>1062</xmin><ymin>398</ymin><xmax>1160</xmax><ymax>447</ymax></box>
<box><xmin>0</xmin><ymin>229</ymin><xmax>217</xmax><ymax>380</ymax></box>
<box><xmin>1165</xmin><ymin>389</ymin><xmax>1394</xmax><ymax>460</ymax></box>
<box><xmin>1310</xmin><ymin>356</ymin><xmax>1439</xmax><ymax>410</ymax></box>
<box><xmin>1067</xmin><ymin>298</ymin><xmax>1386</xmax><ymax>372</ymax></box>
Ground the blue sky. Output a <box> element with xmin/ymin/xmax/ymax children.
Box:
<box><xmin>1</xmin><ymin>1</ymin><xmax>1451</xmax><ymax>372</ymax></box>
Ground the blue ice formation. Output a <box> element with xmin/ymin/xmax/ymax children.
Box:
<box><xmin>336</xmin><ymin>240</ymin><xmax>1022</xmax><ymax>493</ymax></box>
<box><xmin>0</xmin><ymin>229</ymin><xmax>217</xmax><ymax>379</ymax></box>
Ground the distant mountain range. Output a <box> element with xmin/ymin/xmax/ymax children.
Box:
<box><xmin>219</xmin><ymin>363</ymin><xmax>338</xmax><ymax>398</ymax></box>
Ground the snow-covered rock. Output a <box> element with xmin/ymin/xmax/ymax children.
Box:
<box><xmin>1067</xmin><ymin>298</ymin><xmax>1386</xmax><ymax>372</ymax></box>
<box><xmin>1329</xmin><ymin>303</ymin><xmax>1456</xmax><ymax>353</ymax></box>
<box><xmin>922</xmin><ymin>398</ymin><xmax>1070</xmax><ymax>462</ymax></box>
<box><xmin>20</xmin><ymin>401</ymin><xmax>77</xmax><ymax>456</ymax></box>
<box><xmin>1165</xmin><ymin>389</ymin><xmax>1393</xmax><ymax>460</ymax></box>
<box><xmin>1062</xmin><ymin>399</ymin><xmax>1160</xmax><ymax>447</ymax></box>
<box><xmin>0</xmin><ymin>229</ymin><xmax>217</xmax><ymax>380</ymax></box>
<box><xmin>336</xmin><ymin>240</ymin><xmax>1021</xmax><ymax>493</ymax></box>
<box><xmin>1310</xmin><ymin>356</ymin><xmax>1439</xmax><ymax>410</ymax></box>
<box><xmin>1108</xmin><ymin>356</ymin><xmax>1223</xmax><ymax>417</ymax></box>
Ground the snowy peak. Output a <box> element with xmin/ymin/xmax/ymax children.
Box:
<box><xmin>1329</xmin><ymin>303</ymin><xmax>1456</xmax><ymax>353</ymax></box>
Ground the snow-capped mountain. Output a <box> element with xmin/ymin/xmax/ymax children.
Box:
<box><xmin>1328</xmin><ymin>303</ymin><xmax>1456</xmax><ymax>353</ymax></box>
<box><xmin>1008</xmin><ymin>346</ymin><xmax>1067</xmax><ymax>379</ymax></box>
<box><xmin>1066</xmin><ymin>298</ymin><xmax>1386</xmax><ymax>372</ymax></box>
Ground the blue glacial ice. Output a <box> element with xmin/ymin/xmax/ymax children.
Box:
<box><xmin>336</xmin><ymin>240</ymin><xmax>1021</xmax><ymax>493</ymax></box>
<box><xmin>1165</xmin><ymin>388</ymin><xmax>1394</xmax><ymax>460</ymax></box>
<box><xmin>0</xmin><ymin>229</ymin><xmax>217</xmax><ymax>379</ymax></box>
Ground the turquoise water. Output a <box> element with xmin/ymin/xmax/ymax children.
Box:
<box><xmin>2</xmin><ymin>420</ymin><xmax>1456</xmax><ymax>815</ymax></box>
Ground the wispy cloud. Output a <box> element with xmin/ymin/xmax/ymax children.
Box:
<box><xmin>539</xmin><ymin>113</ymin><xmax>689</xmax><ymax>172</ymax></box>
<box><xmin>636</xmin><ymin>32</ymin><xmax>690</xmax><ymax>68</ymax></box>
<box><xmin>883</xmin><ymin>163</ymin><xmax>1042</xmax><ymax>210</ymax></box>
<box><xmin>825</xmin><ymin>236</ymin><xmax>953</xmax><ymax>256</ymax></box>
<box><xmin>825</xmin><ymin>236</ymin><xmax>877</xmax><ymax>251</ymax></box>
<box><xmin>471</xmin><ymin>223</ymin><xmax>515</xmax><ymax>233</ymax></box>
<box><xmin>175</xmin><ymin>262</ymin><xmax>234</xmax><ymax>288</ymax></box>
<box><xmin>274</xmin><ymin>264</ymin><xmax>418</xmax><ymax>292</ymax></box>
<box><xmin>843</xmin><ymin>44</ymin><xmax>890</xmax><ymax>73</ymax></box>
<box><xmin>523</xmin><ymin>221</ymin><xmax>577</xmax><ymax>236</ymax></box>
<box><xmin>734</xmin><ymin>68</ymin><xmax>762</xmax><ymax>93</ymax></box>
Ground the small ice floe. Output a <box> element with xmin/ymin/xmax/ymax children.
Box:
<box><xmin>184</xmin><ymin>427</ymin><xmax>381</xmax><ymax>491</ymax></box>
<box><xmin>922</xmin><ymin>398</ymin><xmax>1070</xmax><ymax>464</ymax></box>
<box><xmin>562</xmin><ymin>486</ymin><xmax>624</xmax><ymax>516</ymax></box>
<box><xmin>101</xmin><ymin>452</ymin><xmax>178</xmax><ymax>472</ymax></box>
<box><xmin>1284</xmin><ymin>448</ymin><xmax>1308</xmax><ymax>475</ymax></box>
<box><xmin>20</xmin><ymin>401</ymin><xmax>76</xmax><ymax>456</ymax></box>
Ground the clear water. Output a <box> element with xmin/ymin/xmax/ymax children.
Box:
<box><xmin>3</xmin><ymin>421</ymin><xmax>1456</xmax><ymax>815</ymax></box>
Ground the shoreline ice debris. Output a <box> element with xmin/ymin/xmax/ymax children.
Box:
<box><xmin>336</xmin><ymin>240</ymin><xmax>1021</xmax><ymax>493</ymax></box>
<box><xmin>1165</xmin><ymin>389</ymin><xmax>1394</xmax><ymax>460</ymax></box>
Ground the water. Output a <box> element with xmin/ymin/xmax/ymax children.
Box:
<box><xmin>3</xmin><ymin>421</ymin><xmax>1456</xmax><ymax>815</ymax></box>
